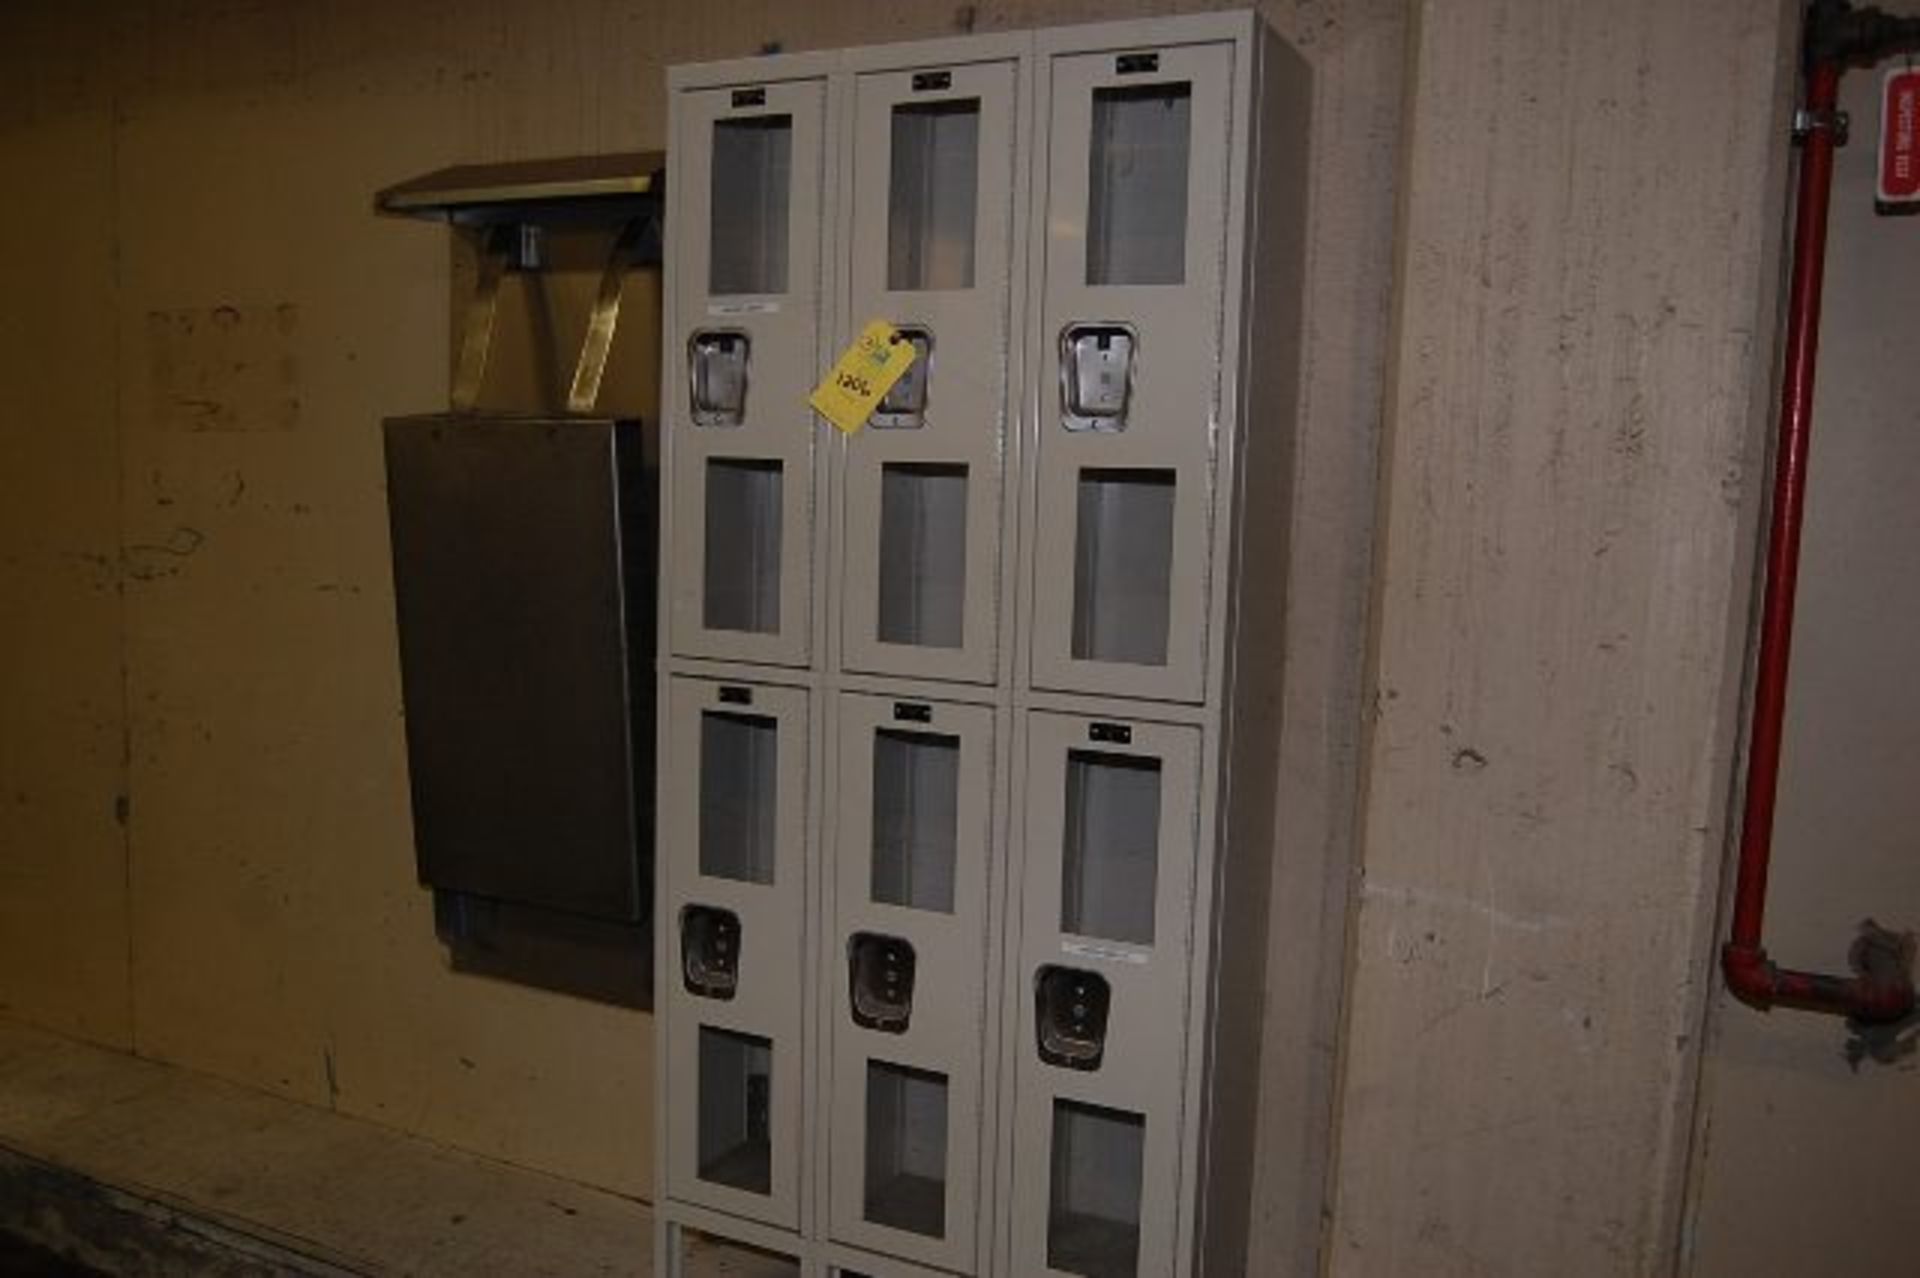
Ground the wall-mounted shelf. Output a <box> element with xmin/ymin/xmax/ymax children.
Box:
<box><xmin>377</xmin><ymin>151</ymin><xmax>666</xmax><ymax>414</ymax></box>
<box><xmin>376</xmin><ymin>151</ymin><xmax>665</xmax><ymax>226</ymax></box>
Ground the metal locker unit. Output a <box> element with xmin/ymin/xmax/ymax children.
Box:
<box><xmin>668</xmin><ymin>73</ymin><xmax>830</xmax><ymax>669</ymax></box>
<box><xmin>1022</xmin><ymin>40</ymin><xmax>1236</xmax><ymax>707</ymax></box>
<box><xmin>823</xmin><ymin>691</ymin><xmax>1006</xmax><ymax>1274</ymax></box>
<box><xmin>656</xmin><ymin>14</ymin><xmax>1309</xmax><ymax>1277</ymax></box>
<box><xmin>660</xmin><ymin>675</ymin><xmax>812</xmax><ymax>1231</ymax></box>
<box><xmin>1005</xmin><ymin>713</ymin><xmax>1204</xmax><ymax>1277</ymax></box>
<box><xmin>833</xmin><ymin>51</ymin><xmax>1026</xmax><ymax>687</ymax></box>
<box><xmin>998</xmin><ymin>18</ymin><xmax>1308</xmax><ymax>1278</ymax></box>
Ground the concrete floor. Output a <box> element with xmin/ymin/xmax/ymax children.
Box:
<box><xmin>0</xmin><ymin>1018</ymin><xmax>686</xmax><ymax>1276</ymax></box>
<box><xmin>0</xmin><ymin>1229</ymin><xmax>106</xmax><ymax>1276</ymax></box>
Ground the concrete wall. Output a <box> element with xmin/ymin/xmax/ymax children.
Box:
<box><xmin>1686</xmin><ymin>11</ymin><xmax>1920</xmax><ymax>1272</ymax></box>
<box><xmin>1329</xmin><ymin>1</ymin><xmax>1799</xmax><ymax>1273</ymax></box>
<box><xmin>0</xmin><ymin>0</ymin><xmax>1402</xmax><ymax>1244</ymax></box>
<box><xmin>0</xmin><ymin>65</ymin><xmax>128</xmax><ymax>1050</ymax></box>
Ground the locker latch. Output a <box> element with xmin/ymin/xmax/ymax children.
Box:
<box><xmin>872</xmin><ymin>327</ymin><xmax>934</xmax><ymax>428</ymax></box>
<box><xmin>1035</xmin><ymin>965</ymin><xmax>1111</xmax><ymax>1070</ymax></box>
<box><xmin>848</xmin><ymin>932</ymin><xmax>918</xmax><ymax>1032</ymax></box>
<box><xmin>681</xmin><ymin>905</ymin><xmax>742</xmax><ymax>999</ymax></box>
<box><xmin>1060</xmin><ymin>323</ymin><xmax>1136</xmax><ymax>431</ymax></box>
<box><xmin>689</xmin><ymin>329</ymin><xmax>750</xmax><ymax>426</ymax></box>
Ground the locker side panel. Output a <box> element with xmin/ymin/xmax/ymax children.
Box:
<box><xmin>1196</xmin><ymin>22</ymin><xmax>1313</xmax><ymax>1277</ymax></box>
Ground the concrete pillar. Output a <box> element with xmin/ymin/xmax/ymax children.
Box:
<box><xmin>1330</xmin><ymin>1</ymin><xmax>1797</xmax><ymax>1272</ymax></box>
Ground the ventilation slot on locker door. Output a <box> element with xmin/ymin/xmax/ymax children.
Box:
<box><xmin>1071</xmin><ymin>469</ymin><xmax>1174</xmax><ymax>667</ymax></box>
<box><xmin>1086</xmin><ymin>83</ymin><xmax>1191</xmax><ymax>286</ymax></box>
<box><xmin>1048</xmin><ymin>1100</ymin><xmax>1145</xmax><ymax>1278</ymax></box>
<box><xmin>710</xmin><ymin>115</ymin><xmax>793</xmax><ymax>295</ymax></box>
<box><xmin>698</xmin><ymin>1027</ymin><xmax>774</xmax><ymax>1194</ymax></box>
<box><xmin>679</xmin><ymin>1230</ymin><xmax>801</xmax><ymax>1276</ymax></box>
<box><xmin>864</xmin><ymin>1061</ymin><xmax>949</xmax><ymax>1239</ymax></box>
<box><xmin>889</xmin><ymin>99</ymin><xmax>981</xmax><ymax>291</ymax></box>
<box><xmin>877</xmin><ymin>463</ymin><xmax>969</xmax><ymax>649</ymax></box>
<box><xmin>871</xmin><ymin>727</ymin><xmax>960</xmax><ymax>911</ymax></box>
<box><xmin>703</xmin><ymin>459</ymin><xmax>783</xmax><ymax>634</ymax></box>
<box><xmin>699</xmin><ymin>710</ymin><xmax>778</xmax><ymax>883</ymax></box>
<box><xmin>1062</xmin><ymin>749</ymin><xmax>1161</xmax><ymax>945</ymax></box>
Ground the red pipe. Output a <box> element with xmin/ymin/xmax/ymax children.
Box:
<box><xmin>1720</xmin><ymin>58</ymin><xmax>1914</xmax><ymax>1023</ymax></box>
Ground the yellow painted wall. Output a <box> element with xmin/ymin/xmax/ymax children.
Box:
<box><xmin>0</xmin><ymin>1</ymin><xmax>1404</xmax><ymax>1241</ymax></box>
<box><xmin>0</xmin><ymin>66</ymin><xmax>128</xmax><ymax>1049</ymax></box>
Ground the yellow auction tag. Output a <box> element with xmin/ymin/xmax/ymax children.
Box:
<box><xmin>809</xmin><ymin>320</ymin><xmax>917</xmax><ymax>434</ymax></box>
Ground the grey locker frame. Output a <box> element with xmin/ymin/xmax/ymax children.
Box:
<box><xmin>657</xmin><ymin>14</ymin><xmax>1311</xmax><ymax>1278</ymax></box>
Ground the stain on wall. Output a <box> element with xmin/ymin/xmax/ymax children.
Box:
<box><xmin>147</xmin><ymin>305</ymin><xmax>301</xmax><ymax>434</ymax></box>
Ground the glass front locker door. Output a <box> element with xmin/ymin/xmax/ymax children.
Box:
<box><xmin>838</xmin><ymin>59</ymin><xmax>1020</xmax><ymax>685</ymax></box>
<box><xmin>662</xmin><ymin>677</ymin><xmax>811</xmax><ymax>1230</ymax></box>
<box><xmin>1027</xmin><ymin>43</ymin><xmax>1236</xmax><ymax>705</ymax></box>
<box><xmin>1008</xmin><ymin>711</ymin><xmax>1203</xmax><ymax>1276</ymax></box>
<box><xmin>669</xmin><ymin>79</ymin><xmax>826</xmax><ymax>667</ymax></box>
<box><xmin>827</xmin><ymin>694</ymin><xmax>996</xmax><ymax>1272</ymax></box>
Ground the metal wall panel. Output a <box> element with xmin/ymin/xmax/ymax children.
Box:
<box><xmin>384</xmin><ymin>414</ymin><xmax>653</xmax><ymax>922</ymax></box>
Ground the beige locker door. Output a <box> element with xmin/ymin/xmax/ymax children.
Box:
<box><xmin>826</xmin><ymin>694</ymin><xmax>995</xmax><ymax>1273</ymax></box>
<box><xmin>1027</xmin><ymin>44</ymin><xmax>1235</xmax><ymax>705</ymax></box>
<box><xmin>668</xmin><ymin>79</ymin><xmax>825</xmax><ymax>667</ymax></box>
<box><xmin>839</xmin><ymin>60</ymin><xmax>1019</xmax><ymax>685</ymax></box>
<box><xmin>1009</xmin><ymin>711</ymin><xmax>1202</xmax><ymax>1277</ymax></box>
<box><xmin>662</xmin><ymin>677</ymin><xmax>811</xmax><ymax>1230</ymax></box>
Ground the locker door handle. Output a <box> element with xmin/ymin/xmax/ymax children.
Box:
<box><xmin>1060</xmin><ymin>323</ymin><xmax>1136</xmax><ymax>432</ymax></box>
<box><xmin>1035</xmin><ymin>965</ymin><xmax>1111</xmax><ymax>1070</ymax></box>
<box><xmin>688</xmin><ymin>330</ymin><xmax>750</xmax><ymax>426</ymax></box>
<box><xmin>872</xmin><ymin>327</ymin><xmax>933</xmax><ymax>428</ymax></box>
<box><xmin>848</xmin><ymin>932</ymin><xmax>918</xmax><ymax>1033</ymax></box>
<box><xmin>681</xmin><ymin>905</ymin><xmax>741</xmax><ymax>999</ymax></box>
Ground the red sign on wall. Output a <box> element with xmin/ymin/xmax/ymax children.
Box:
<box><xmin>1882</xmin><ymin>67</ymin><xmax>1920</xmax><ymax>207</ymax></box>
